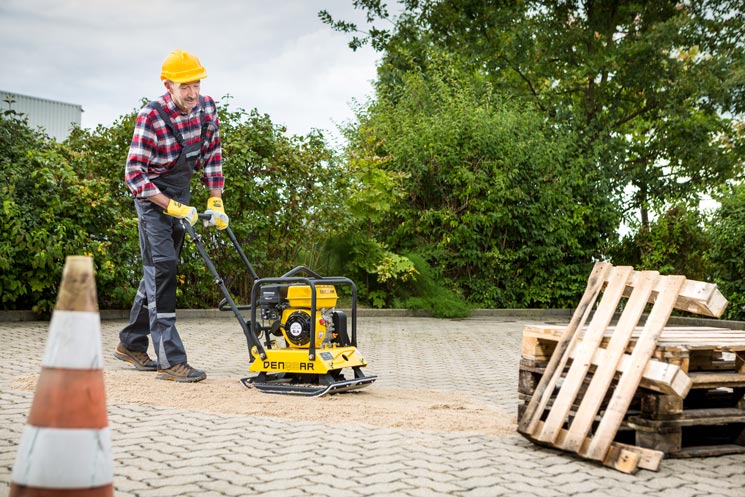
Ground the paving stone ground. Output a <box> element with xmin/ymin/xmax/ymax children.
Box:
<box><xmin>1</xmin><ymin>314</ymin><xmax>744</xmax><ymax>496</ymax></box>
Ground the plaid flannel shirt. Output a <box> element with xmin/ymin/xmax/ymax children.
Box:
<box><xmin>124</xmin><ymin>92</ymin><xmax>224</xmax><ymax>199</ymax></box>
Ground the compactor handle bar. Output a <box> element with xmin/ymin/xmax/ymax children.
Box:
<box><xmin>183</xmin><ymin>213</ymin><xmax>359</xmax><ymax>362</ymax></box>
<box><xmin>183</xmin><ymin>214</ymin><xmax>265</xmax><ymax>359</ymax></box>
<box><xmin>196</xmin><ymin>213</ymin><xmax>259</xmax><ymax>281</ymax></box>
<box><xmin>196</xmin><ymin>214</ymin><xmax>255</xmax><ymax>311</ymax></box>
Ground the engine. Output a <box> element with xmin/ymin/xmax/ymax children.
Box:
<box><xmin>258</xmin><ymin>284</ymin><xmax>349</xmax><ymax>349</ymax></box>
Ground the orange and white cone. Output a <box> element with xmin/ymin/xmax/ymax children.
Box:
<box><xmin>10</xmin><ymin>256</ymin><xmax>113</xmax><ymax>497</ymax></box>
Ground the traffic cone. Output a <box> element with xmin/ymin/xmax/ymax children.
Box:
<box><xmin>10</xmin><ymin>256</ymin><xmax>113</xmax><ymax>497</ymax></box>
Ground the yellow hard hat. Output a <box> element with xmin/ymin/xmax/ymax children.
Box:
<box><xmin>160</xmin><ymin>49</ymin><xmax>208</xmax><ymax>83</ymax></box>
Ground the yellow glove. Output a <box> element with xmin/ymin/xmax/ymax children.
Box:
<box><xmin>204</xmin><ymin>197</ymin><xmax>229</xmax><ymax>230</ymax></box>
<box><xmin>164</xmin><ymin>199</ymin><xmax>198</xmax><ymax>226</ymax></box>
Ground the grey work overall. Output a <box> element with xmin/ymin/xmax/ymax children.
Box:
<box><xmin>120</xmin><ymin>100</ymin><xmax>208</xmax><ymax>369</ymax></box>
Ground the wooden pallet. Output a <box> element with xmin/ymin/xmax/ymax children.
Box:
<box><xmin>519</xmin><ymin>351</ymin><xmax>745</xmax><ymax>459</ymax></box>
<box><xmin>516</xmin><ymin>262</ymin><xmax>729</xmax><ymax>474</ymax></box>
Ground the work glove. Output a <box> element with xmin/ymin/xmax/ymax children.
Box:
<box><xmin>164</xmin><ymin>199</ymin><xmax>198</xmax><ymax>226</ymax></box>
<box><xmin>204</xmin><ymin>197</ymin><xmax>229</xmax><ymax>230</ymax></box>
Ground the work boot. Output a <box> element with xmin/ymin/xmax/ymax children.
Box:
<box><xmin>156</xmin><ymin>363</ymin><xmax>207</xmax><ymax>383</ymax></box>
<box><xmin>114</xmin><ymin>343</ymin><xmax>157</xmax><ymax>371</ymax></box>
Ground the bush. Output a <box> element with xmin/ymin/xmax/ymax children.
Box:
<box><xmin>396</xmin><ymin>253</ymin><xmax>469</xmax><ymax>318</ymax></box>
<box><xmin>0</xmin><ymin>111</ymin><xmax>135</xmax><ymax>314</ymax></box>
<box><xmin>0</xmin><ymin>102</ymin><xmax>350</xmax><ymax>313</ymax></box>
<box><xmin>609</xmin><ymin>204</ymin><xmax>710</xmax><ymax>280</ymax></box>
<box><xmin>344</xmin><ymin>58</ymin><xmax>620</xmax><ymax>309</ymax></box>
<box><xmin>706</xmin><ymin>184</ymin><xmax>745</xmax><ymax>320</ymax></box>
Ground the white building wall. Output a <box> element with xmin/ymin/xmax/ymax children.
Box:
<box><xmin>1</xmin><ymin>91</ymin><xmax>83</xmax><ymax>141</ymax></box>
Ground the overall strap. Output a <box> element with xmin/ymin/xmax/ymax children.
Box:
<box><xmin>151</xmin><ymin>101</ymin><xmax>185</xmax><ymax>146</ymax></box>
<box><xmin>199</xmin><ymin>96</ymin><xmax>208</xmax><ymax>144</ymax></box>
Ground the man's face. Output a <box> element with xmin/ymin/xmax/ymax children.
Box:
<box><xmin>166</xmin><ymin>80</ymin><xmax>201</xmax><ymax>114</ymax></box>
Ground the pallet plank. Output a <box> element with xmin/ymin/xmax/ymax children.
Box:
<box><xmin>577</xmin><ymin>347</ymin><xmax>689</xmax><ymax>396</ymax></box>
<box><xmin>518</xmin><ymin>262</ymin><xmax>612</xmax><ymax>435</ymax></box>
<box><xmin>533</xmin><ymin>420</ymin><xmax>663</xmax><ymax>473</ymax></box>
<box><xmin>689</xmin><ymin>372</ymin><xmax>745</xmax><ymax>388</ymax></box>
<box><xmin>607</xmin><ymin>442</ymin><xmax>664</xmax><ymax>472</ymax></box>
<box><xmin>562</xmin><ymin>271</ymin><xmax>659</xmax><ymax>452</ymax></box>
<box><xmin>602</xmin><ymin>444</ymin><xmax>642</xmax><ymax>474</ymax></box>
<box><xmin>522</xmin><ymin>325</ymin><xmax>744</xmax><ymax>341</ymax></box>
<box><xmin>621</xmin><ymin>272</ymin><xmax>727</xmax><ymax>318</ymax></box>
<box><xmin>518</xmin><ymin>349</ymin><xmax>690</xmax><ymax>397</ymax></box>
<box><xmin>584</xmin><ymin>275</ymin><xmax>687</xmax><ymax>461</ymax></box>
<box><xmin>537</xmin><ymin>266</ymin><xmax>634</xmax><ymax>444</ymax></box>
<box><xmin>629</xmin><ymin>407</ymin><xmax>745</xmax><ymax>428</ymax></box>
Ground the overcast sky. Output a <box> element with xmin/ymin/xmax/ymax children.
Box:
<box><xmin>0</xmin><ymin>0</ymin><xmax>382</xmax><ymax>140</ymax></box>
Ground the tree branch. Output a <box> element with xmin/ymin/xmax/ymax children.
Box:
<box><xmin>498</xmin><ymin>55</ymin><xmax>546</xmax><ymax>112</ymax></box>
<box><xmin>613</xmin><ymin>102</ymin><xmax>657</xmax><ymax>129</ymax></box>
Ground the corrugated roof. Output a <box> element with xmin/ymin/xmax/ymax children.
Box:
<box><xmin>1</xmin><ymin>90</ymin><xmax>83</xmax><ymax>141</ymax></box>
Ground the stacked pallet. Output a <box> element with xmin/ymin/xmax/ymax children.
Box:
<box><xmin>516</xmin><ymin>262</ymin><xmax>742</xmax><ymax>474</ymax></box>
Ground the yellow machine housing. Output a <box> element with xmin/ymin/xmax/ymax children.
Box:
<box><xmin>285</xmin><ymin>284</ymin><xmax>337</xmax><ymax>308</ymax></box>
<box><xmin>244</xmin><ymin>281</ymin><xmax>376</xmax><ymax>395</ymax></box>
<box><xmin>280</xmin><ymin>285</ymin><xmax>336</xmax><ymax>349</ymax></box>
<box><xmin>248</xmin><ymin>345</ymin><xmax>368</xmax><ymax>375</ymax></box>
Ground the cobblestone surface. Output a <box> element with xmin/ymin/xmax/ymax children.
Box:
<box><xmin>1</xmin><ymin>315</ymin><xmax>744</xmax><ymax>496</ymax></box>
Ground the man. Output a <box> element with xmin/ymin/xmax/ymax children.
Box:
<box><xmin>114</xmin><ymin>49</ymin><xmax>229</xmax><ymax>382</ymax></box>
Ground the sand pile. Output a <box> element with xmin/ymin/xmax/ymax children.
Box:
<box><xmin>13</xmin><ymin>371</ymin><xmax>516</xmax><ymax>436</ymax></box>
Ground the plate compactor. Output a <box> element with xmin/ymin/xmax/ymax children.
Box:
<box><xmin>185</xmin><ymin>214</ymin><xmax>376</xmax><ymax>397</ymax></box>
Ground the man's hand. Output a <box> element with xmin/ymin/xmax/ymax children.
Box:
<box><xmin>204</xmin><ymin>197</ymin><xmax>229</xmax><ymax>230</ymax></box>
<box><xmin>164</xmin><ymin>199</ymin><xmax>198</xmax><ymax>226</ymax></box>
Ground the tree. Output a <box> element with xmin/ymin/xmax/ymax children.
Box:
<box><xmin>609</xmin><ymin>203</ymin><xmax>710</xmax><ymax>279</ymax></box>
<box><xmin>339</xmin><ymin>58</ymin><xmax>620</xmax><ymax>308</ymax></box>
<box><xmin>322</xmin><ymin>0</ymin><xmax>745</xmax><ymax>231</ymax></box>
<box><xmin>706</xmin><ymin>183</ymin><xmax>745</xmax><ymax>320</ymax></box>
